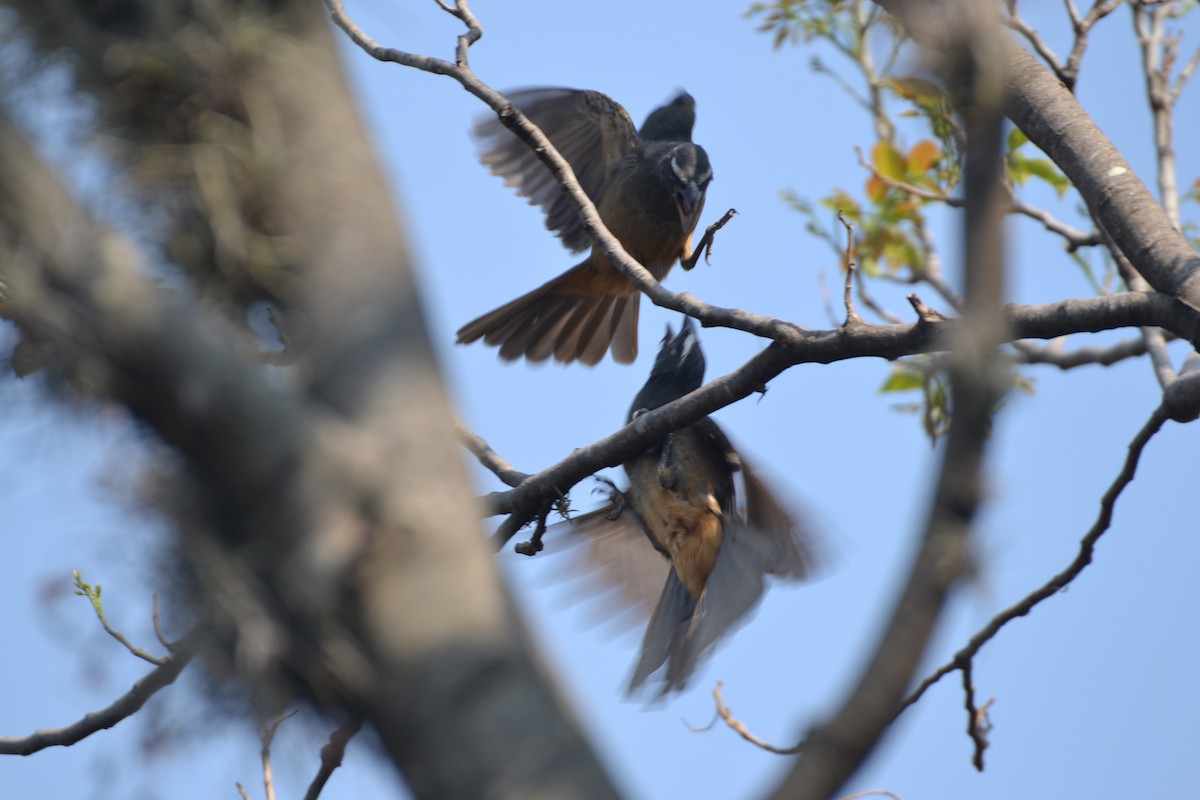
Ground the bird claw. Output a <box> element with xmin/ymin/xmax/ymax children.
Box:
<box><xmin>591</xmin><ymin>476</ymin><xmax>625</xmax><ymax>520</ymax></box>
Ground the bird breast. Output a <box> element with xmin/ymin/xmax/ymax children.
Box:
<box><xmin>594</xmin><ymin>163</ymin><xmax>693</xmax><ymax>279</ymax></box>
<box><xmin>625</xmin><ymin>467</ymin><xmax>725</xmax><ymax>599</ymax></box>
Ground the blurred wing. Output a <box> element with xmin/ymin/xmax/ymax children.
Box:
<box><xmin>692</xmin><ymin>417</ymin><xmax>819</xmax><ymax>581</ymax></box>
<box><xmin>543</xmin><ymin>495</ymin><xmax>671</xmax><ymax>632</ymax></box>
<box><xmin>737</xmin><ymin>453</ymin><xmax>820</xmax><ymax>581</ymax></box>
<box><xmin>473</xmin><ymin>88</ymin><xmax>640</xmax><ymax>252</ymax></box>
<box><xmin>627</xmin><ymin>518</ymin><xmax>783</xmax><ymax>698</ymax></box>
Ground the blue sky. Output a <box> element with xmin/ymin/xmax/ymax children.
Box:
<box><xmin>3</xmin><ymin>2</ymin><xmax>1198</xmax><ymax>799</ymax></box>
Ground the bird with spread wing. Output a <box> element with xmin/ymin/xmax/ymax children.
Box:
<box><xmin>457</xmin><ymin>89</ymin><xmax>712</xmax><ymax>365</ymax></box>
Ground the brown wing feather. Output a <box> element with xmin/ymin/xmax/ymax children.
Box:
<box><xmin>473</xmin><ymin>88</ymin><xmax>640</xmax><ymax>252</ymax></box>
<box><xmin>543</xmin><ymin>497</ymin><xmax>672</xmax><ymax>630</ymax></box>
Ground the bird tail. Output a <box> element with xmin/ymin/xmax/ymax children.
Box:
<box><xmin>456</xmin><ymin>263</ymin><xmax>640</xmax><ymax>366</ymax></box>
<box><xmin>626</xmin><ymin>521</ymin><xmax>782</xmax><ymax>697</ymax></box>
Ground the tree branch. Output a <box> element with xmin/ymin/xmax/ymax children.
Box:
<box><xmin>302</xmin><ymin>717</ymin><xmax>364</xmax><ymax>800</ymax></box>
<box><xmin>1004</xmin><ymin>43</ymin><xmax>1200</xmax><ymax>305</ymax></box>
<box><xmin>895</xmin><ymin>403</ymin><xmax>1171</xmax><ymax>717</ymax></box>
<box><xmin>484</xmin><ymin>290</ymin><xmax>1200</xmax><ymax>544</ymax></box>
<box><xmin>1</xmin><ymin>4</ymin><xmax>621</xmax><ymax>797</ymax></box>
<box><xmin>0</xmin><ymin>630</ymin><xmax>201</xmax><ymax>755</ymax></box>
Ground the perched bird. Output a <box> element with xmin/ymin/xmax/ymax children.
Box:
<box><xmin>562</xmin><ymin>318</ymin><xmax>816</xmax><ymax>695</ymax></box>
<box><xmin>456</xmin><ymin>89</ymin><xmax>713</xmax><ymax>365</ymax></box>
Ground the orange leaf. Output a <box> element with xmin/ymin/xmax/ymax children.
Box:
<box><xmin>866</xmin><ymin>174</ymin><xmax>889</xmax><ymax>203</ymax></box>
<box><xmin>908</xmin><ymin>140</ymin><xmax>941</xmax><ymax>175</ymax></box>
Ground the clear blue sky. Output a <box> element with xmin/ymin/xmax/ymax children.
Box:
<box><xmin>3</xmin><ymin>3</ymin><xmax>1198</xmax><ymax>798</ymax></box>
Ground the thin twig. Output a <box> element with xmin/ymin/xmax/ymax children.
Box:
<box><xmin>302</xmin><ymin>717</ymin><xmax>365</xmax><ymax>800</ymax></box>
<box><xmin>1002</xmin><ymin>7</ymin><xmax>1066</xmax><ymax>82</ymax></box>
<box><xmin>0</xmin><ymin>629</ymin><xmax>201</xmax><ymax>755</ymax></box>
<box><xmin>453</xmin><ymin>415</ymin><xmax>530</xmax><ymax>487</ymax></box>
<box><xmin>896</xmin><ymin>404</ymin><xmax>1171</xmax><ymax>717</ymax></box>
<box><xmin>152</xmin><ymin>593</ymin><xmax>180</xmax><ymax>652</ymax></box>
<box><xmin>1061</xmin><ymin>0</ymin><xmax>1126</xmax><ymax>90</ymax></box>
<box><xmin>254</xmin><ymin>707</ymin><xmax>299</xmax><ymax>800</ymax></box>
<box><xmin>960</xmin><ymin>660</ymin><xmax>988</xmax><ymax>771</ymax></box>
<box><xmin>711</xmin><ymin>682</ymin><xmax>802</xmax><ymax>755</ymax></box>
<box><xmin>856</xmin><ymin>148</ymin><xmax>1102</xmax><ymax>252</ymax></box>
<box><xmin>323</xmin><ymin>0</ymin><xmax>797</xmax><ymax>346</ymax></box>
<box><xmin>852</xmin><ymin>267</ymin><xmax>905</xmax><ymax>325</ymax></box>
<box><xmin>837</xmin><ymin>211</ymin><xmax>864</xmax><ymax>326</ymax></box>
<box><xmin>73</xmin><ymin>571</ymin><xmax>166</xmax><ymax>667</ymax></box>
<box><xmin>1010</xmin><ymin>333</ymin><xmax>1170</xmax><ymax>370</ymax></box>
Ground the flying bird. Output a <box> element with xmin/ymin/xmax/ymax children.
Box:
<box><xmin>561</xmin><ymin>318</ymin><xmax>816</xmax><ymax>695</ymax></box>
<box><xmin>456</xmin><ymin>89</ymin><xmax>712</xmax><ymax>365</ymax></box>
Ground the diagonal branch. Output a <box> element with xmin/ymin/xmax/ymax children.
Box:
<box><xmin>483</xmin><ymin>290</ymin><xmax>1200</xmax><ymax>543</ymax></box>
<box><xmin>1004</xmin><ymin>43</ymin><xmax>1200</xmax><ymax>305</ymax></box>
<box><xmin>323</xmin><ymin>0</ymin><xmax>794</xmax><ymax>345</ymax></box>
<box><xmin>0</xmin><ymin>629</ymin><xmax>202</xmax><ymax>755</ymax></box>
<box><xmin>895</xmin><ymin>403</ymin><xmax>1171</xmax><ymax>719</ymax></box>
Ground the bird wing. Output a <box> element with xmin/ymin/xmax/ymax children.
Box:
<box><xmin>693</xmin><ymin>417</ymin><xmax>820</xmax><ymax>581</ymax></box>
<box><xmin>542</xmin><ymin>490</ymin><xmax>672</xmax><ymax>632</ymax></box>
<box><xmin>473</xmin><ymin>88</ymin><xmax>640</xmax><ymax>253</ymax></box>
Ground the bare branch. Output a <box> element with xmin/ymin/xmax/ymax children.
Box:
<box><xmin>483</xmin><ymin>289</ymin><xmax>1200</xmax><ymax>542</ymax></box>
<box><xmin>453</xmin><ymin>415</ymin><xmax>530</xmax><ymax>487</ymax></box>
<box><xmin>1004</xmin><ymin>43</ymin><xmax>1200</xmax><ymax>305</ymax></box>
<box><xmin>1009</xmin><ymin>333</ymin><xmax>1167</xmax><ymax>370</ymax></box>
<box><xmin>855</xmin><ymin>148</ymin><xmax>1103</xmax><ymax>251</ymax></box>
<box><xmin>1133</xmin><ymin>0</ymin><xmax>1183</xmax><ymax>229</ymax></box>
<box><xmin>709</xmin><ymin>682</ymin><xmax>802</xmax><ymax>756</ymax></box>
<box><xmin>302</xmin><ymin>717</ymin><xmax>364</xmax><ymax>800</ymax></box>
<box><xmin>773</xmin><ymin>1</ymin><xmax>1012</xmax><ymax>795</ymax></box>
<box><xmin>1061</xmin><ymin>0</ymin><xmax>1126</xmax><ymax>90</ymax></box>
<box><xmin>322</xmin><ymin>0</ymin><xmax>794</xmax><ymax>345</ymax></box>
<box><xmin>960</xmin><ymin>660</ymin><xmax>990</xmax><ymax>770</ymax></box>
<box><xmin>0</xmin><ymin>630</ymin><xmax>201</xmax><ymax>755</ymax></box>
<box><xmin>152</xmin><ymin>594</ymin><xmax>180</xmax><ymax>652</ymax></box>
<box><xmin>1002</xmin><ymin>7</ymin><xmax>1067</xmax><ymax>82</ymax></box>
<box><xmin>896</xmin><ymin>404</ymin><xmax>1172</xmax><ymax>716</ymax></box>
<box><xmin>838</xmin><ymin>211</ymin><xmax>865</xmax><ymax>326</ymax></box>
<box><xmin>72</xmin><ymin>572</ymin><xmax>165</xmax><ymax>667</ymax></box>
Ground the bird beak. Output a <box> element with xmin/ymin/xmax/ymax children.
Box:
<box><xmin>675</xmin><ymin>182</ymin><xmax>702</xmax><ymax>221</ymax></box>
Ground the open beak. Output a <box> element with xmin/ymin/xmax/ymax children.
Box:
<box><xmin>675</xmin><ymin>182</ymin><xmax>702</xmax><ymax>222</ymax></box>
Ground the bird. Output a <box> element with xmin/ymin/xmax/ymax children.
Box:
<box><xmin>559</xmin><ymin>318</ymin><xmax>816</xmax><ymax>695</ymax></box>
<box><xmin>456</xmin><ymin>89</ymin><xmax>713</xmax><ymax>366</ymax></box>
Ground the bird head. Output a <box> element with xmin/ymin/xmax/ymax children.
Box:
<box><xmin>663</xmin><ymin>143</ymin><xmax>712</xmax><ymax>231</ymax></box>
<box><xmin>627</xmin><ymin>317</ymin><xmax>706</xmax><ymax>421</ymax></box>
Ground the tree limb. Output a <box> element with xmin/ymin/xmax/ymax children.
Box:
<box><xmin>0</xmin><ymin>630</ymin><xmax>201</xmax><ymax>755</ymax></box>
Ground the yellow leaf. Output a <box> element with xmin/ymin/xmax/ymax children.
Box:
<box><xmin>872</xmin><ymin>140</ymin><xmax>906</xmax><ymax>181</ymax></box>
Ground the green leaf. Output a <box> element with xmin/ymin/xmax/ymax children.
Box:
<box><xmin>880</xmin><ymin>366</ymin><xmax>924</xmax><ymax>393</ymax></box>
<box><xmin>1007</xmin><ymin>127</ymin><xmax>1029</xmax><ymax>153</ymax></box>
<box><xmin>1023</xmin><ymin>157</ymin><xmax>1070</xmax><ymax>198</ymax></box>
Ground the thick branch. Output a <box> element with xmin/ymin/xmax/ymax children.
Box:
<box><xmin>486</xmin><ymin>291</ymin><xmax>1200</xmax><ymax>539</ymax></box>
<box><xmin>1</xmin><ymin>4</ymin><xmax>620</xmax><ymax>797</ymax></box>
<box><xmin>775</xmin><ymin>0</ymin><xmax>1011</xmax><ymax>792</ymax></box>
<box><xmin>1004</xmin><ymin>44</ymin><xmax>1200</xmax><ymax>304</ymax></box>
